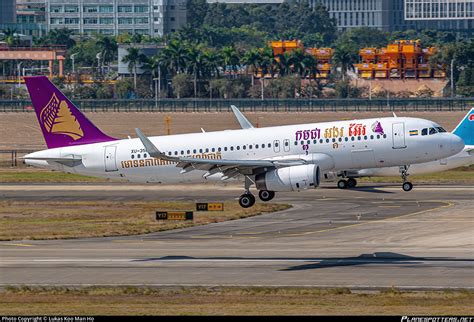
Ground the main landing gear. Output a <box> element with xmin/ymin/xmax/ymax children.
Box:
<box><xmin>400</xmin><ymin>165</ymin><xmax>413</xmax><ymax>192</ymax></box>
<box><xmin>259</xmin><ymin>190</ymin><xmax>275</xmax><ymax>202</ymax></box>
<box><xmin>238</xmin><ymin>176</ymin><xmax>276</xmax><ymax>208</ymax></box>
<box><xmin>239</xmin><ymin>176</ymin><xmax>256</xmax><ymax>208</ymax></box>
<box><xmin>337</xmin><ymin>178</ymin><xmax>357</xmax><ymax>189</ymax></box>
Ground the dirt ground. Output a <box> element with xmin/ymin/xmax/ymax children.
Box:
<box><xmin>0</xmin><ymin>111</ymin><xmax>467</xmax><ymax>150</ymax></box>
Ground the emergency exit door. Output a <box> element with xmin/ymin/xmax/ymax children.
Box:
<box><xmin>104</xmin><ymin>146</ymin><xmax>118</xmax><ymax>172</ymax></box>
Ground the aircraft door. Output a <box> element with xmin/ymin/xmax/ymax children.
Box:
<box><xmin>283</xmin><ymin>139</ymin><xmax>290</xmax><ymax>152</ymax></box>
<box><xmin>273</xmin><ymin>140</ymin><xmax>281</xmax><ymax>153</ymax></box>
<box><xmin>392</xmin><ymin>123</ymin><xmax>406</xmax><ymax>149</ymax></box>
<box><xmin>104</xmin><ymin>146</ymin><xmax>118</xmax><ymax>172</ymax></box>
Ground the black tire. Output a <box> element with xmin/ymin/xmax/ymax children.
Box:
<box><xmin>347</xmin><ymin>178</ymin><xmax>357</xmax><ymax>188</ymax></box>
<box><xmin>402</xmin><ymin>182</ymin><xmax>413</xmax><ymax>192</ymax></box>
<box><xmin>258</xmin><ymin>190</ymin><xmax>275</xmax><ymax>202</ymax></box>
<box><xmin>239</xmin><ymin>194</ymin><xmax>256</xmax><ymax>208</ymax></box>
<box><xmin>337</xmin><ymin>179</ymin><xmax>347</xmax><ymax>189</ymax></box>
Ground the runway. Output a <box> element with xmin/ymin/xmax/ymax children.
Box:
<box><xmin>0</xmin><ymin>183</ymin><xmax>473</xmax><ymax>290</ymax></box>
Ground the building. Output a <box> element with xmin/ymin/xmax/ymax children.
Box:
<box><xmin>206</xmin><ymin>0</ymin><xmax>473</xmax><ymax>32</ymax></box>
<box><xmin>0</xmin><ymin>0</ymin><xmax>17</xmax><ymax>23</ymax></box>
<box><xmin>45</xmin><ymin>0</ymin><xmax>187</xmax><ymax>36</ymax></box>
<box><xmin>404</xmin><ymin>0</ymin><xmax>474</xmax><ymax>31</ymax></box>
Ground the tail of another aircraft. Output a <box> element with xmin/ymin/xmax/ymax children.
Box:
<box><xmin>452</xmin><ymin>108</ymin><xmax>474</xmax><ymax>146</ymax></box>
<box><xmin>24</xmin><ymin>76</ymin><xmax>116</xmax><ymax>149</ymax></box>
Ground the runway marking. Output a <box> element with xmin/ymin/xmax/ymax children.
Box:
<box><xmin>270</xmin><ymin>201</ymin><xmax>454</xmax><ymax>238</ymax></box>
<box><xmin>378</xmin><ymin>205</ymin><xmax>400</xmax><ymax>208</ymax></box>
<box><xmin>0</xmin><ymin>243</ymin><xmax>34</xmax><ymax>247</ymax></box>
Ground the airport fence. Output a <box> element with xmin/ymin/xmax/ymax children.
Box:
<box><xmin>0</xmin><ymin>98</ymin><xmax>473</xmax><ymax>113</ymax></box>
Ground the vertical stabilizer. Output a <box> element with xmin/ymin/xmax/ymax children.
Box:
<box><xmin>24</xmin><ymin>76</ymin><xmax>116</xmax><ymax>148</ymax></box>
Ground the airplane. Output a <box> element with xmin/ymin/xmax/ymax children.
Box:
<box><xmin>325</xmin><ymin>108</ymin><xmax>474</xmax><ymax>189</ymax></box>
<box><xmin>229</xmin><ymin>106</ymin><xmax>474</xmax><ymax>189</ymax></box>
<box><xmin>23</xmin><ymin>76</ymin><xmax>464</xmax><ymax>208</ymax></box>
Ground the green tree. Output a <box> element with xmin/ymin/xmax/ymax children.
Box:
<box><xmin>332</xmin><ymin>45</ymin><xmax>357</xmax><ymax>81</ymax></box>
<box><xmin>0</xmin><ymin>28</ymin><xmax>19</xmax><ymax>46</ymax></box>
<box><xmin>122</xmin><ymin>47</ymin><xmax>147</xmax><ymax>93</ymax></box>
<box><xmin>97</xmin><ymin>36</ymin><xmax>118</xmax><ymax>67</ymax></box>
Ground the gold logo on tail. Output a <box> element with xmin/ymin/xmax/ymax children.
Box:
<box><xmin>40</xmin><ymin>93</ymin><xmax>84</xmax><ymax>140</ymax></box>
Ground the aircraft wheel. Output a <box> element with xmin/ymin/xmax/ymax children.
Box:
<box><xmin>337</xmin><ymin>179</ymin><xmax>347</xmax><ymax>189</ymax></box>
<box><xmin>258</xmin><ymin>190</ymin><xmax>275</xmax><ymax>202</ymax></box>
<box><xmin>402</xmin><ymin>182</ymin><xmax>413</xmax><ymax>192</ymax></box>
<box><xmin>347</xmin><ymin>178</ymin><xmax>357</xmax><ymax>188</ymax></box>
<box><xmin>239</xmin><ymin>193</ymin><xmax>256</xmax><ymax>208</ymax></box>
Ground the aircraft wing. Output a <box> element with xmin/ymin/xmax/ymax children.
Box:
<box><xmin>135</xmin><ymin>128</ymin><xmax>305</xmax><ymax>179</ymax></box>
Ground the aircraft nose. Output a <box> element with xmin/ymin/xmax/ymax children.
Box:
<box><xmin>450</xmin><ymin>134</ymin><xmax>465</xmax><ymax>154</ymax></box>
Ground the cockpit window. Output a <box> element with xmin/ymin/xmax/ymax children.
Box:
<box><xmin>421</xmin><ymin>128</ymin><xmax>428</xmax><ymax>136</ymax></box>
<box><xmin>436</xmin><ymin>127</ymin><xmax>447</xmax><ymax>133</ymax></box>
<box><xmin>429</xmin><ymin>127</ymin><xmax>437</xmax><ymax>135</ymax></box>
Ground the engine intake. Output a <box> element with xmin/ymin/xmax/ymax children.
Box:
<box><xmin>256</xmin><ymin>164</ymin><xmax>320</xmax><ymax>192</ymax></box>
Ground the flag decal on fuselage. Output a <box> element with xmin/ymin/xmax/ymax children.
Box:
<box><xmin>409</xmin><ymin>130</ymin><xmax>419</xmax><ymax>136</ymax></box>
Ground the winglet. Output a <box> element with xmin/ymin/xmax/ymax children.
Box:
<box><xmin>231</xmin><ymin>105</ymin><xmax>254</xmax><ymax>129</ymax></box>
<box><xmin>135</xmin><ymin>128</ymin><xmax>175</xmax><ymax>161</ymax></box>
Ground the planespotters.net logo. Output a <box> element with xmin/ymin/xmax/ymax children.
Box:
<box><xmin>402</xmin><ymin>317</ymin><xmax>474</xmax><ymax>322</ymax></box>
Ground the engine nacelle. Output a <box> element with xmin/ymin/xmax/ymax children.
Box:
<box><xmin>255</xmin><ymin>164</ymin><xmax>320</xmax><ymax>192</ymax></box>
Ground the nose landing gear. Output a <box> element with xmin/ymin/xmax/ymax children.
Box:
<box><xmin>400</xmin><ymin>165</ymin><xmax>413</xmax><ymax>192</ymax></box>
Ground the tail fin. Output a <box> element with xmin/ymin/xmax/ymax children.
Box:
<box><xmin>452</xmin><ymin>108</ymin><xmax>474</xmax><ymax>146</ymax></box>
<box><xmin>24</xmin><ymin>76</ymin><xmax>116</xmax><ymax>149</ymax></box>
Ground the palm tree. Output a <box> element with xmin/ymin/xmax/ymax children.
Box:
<box><xmin>186</xmin><ymin>44</ymin><xmax>207</xmax><ymax>97</ymax></box>
<box><xmin>220</xmin><ymin>46</ymin><xmax>240</xmax><ymax>76</ymax></box>
<box><xmin>122</xmin><ymin>47</ymin><xmax>147</xmax><ymax>92</ymax></box>
<box><xmin>332</xmin><ymin>45</ymin><xmax>357</xmax><ymax>81</ymax></box>
<box><xmin>242</xmin><ymin>48</ymin><xmax>261</xmax><ymax>85</ymax></box>
<box><xmin>163</xmin><ymin>40</ymin><xmax>189</xmax><ymax>74</ymax></box>
<box><xmin>97</xmin><ymin>36</ymin><xmax>118</xmax><ymax>68</ymax></box>
<box><xmin>276</xmin><ymin>52</ymin><xmax>293</xmax><ymax>77</ymax></box>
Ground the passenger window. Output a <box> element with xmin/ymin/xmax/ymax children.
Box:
<box><xmin>237</xmin><ymin>146</ymin><xmax>240</xmax><ymax>150</ymax></box>
<box><xmin>131</xmin><ymin>155</ymin><xmax>135</xmax><ymax>159</ymax></box>
<box><xmin>351</xmin><ymin>137</ymin><xmax>355</xmax><ymax>141</ymax></box>
<box><xmin>332</xmin><ymin>138</ymin><xmax>336</xmax><ymax>143</ymax></box>
<box><xmin>168</xmin><ymin>152</ymin><xmax>172</xmax><ymax>156</ymax></box>
<box><xmin>181</xmin><ymin>151</ymin><xmax>184</xmax><ymax>155</ymax></box>
<box><xmin>357</xmin><ymin>136</ymin><xmax>361</xmax><ymax>141</ymax></box>
<box><xmin>383</xmin><ymin>134</ymin><xmax>387</xmax><ymax>138</ymax></box>
<box><xmin>370</xmin><ymin>135</ymin><xmax>374</xmax><ymax>140</ymax></box>
<box><xmin>345</xmin><ymin>137</ymin><xmax>348</xmax><ymax>142</ymax></box>
<box><xmin>275</xmin><ymin>142</ymin><xmax>279</xmax><ymax>147</ymax></box>
<box><xmin>256</xmin><ymin>144</ymin><xmax>259</xmax><ymax>149</ymax></box>
<box><xmin>313</xmin><ymin>140</ymin><xmax>317</xmax><ymax>144</ymax></box>
<box><xmin>144</xmin><ymin>153</ymin><xmax>148</xmax><ymax>158</ymax></box>
<box><xmin>186</xmin><ymin>150</ymin><xmax>190</xmax><ymax>154</ymax></box>
<box><xmin>205</xmin><ymin>148</ymin><xmax>209</xmax><ymax>152</ymax></box>
<box><xmin>193</xmin><ymin>149</ymin><xmax>196</xmax><ymax>153</ymax></box>
<box><xmin>364</xmin><ymin>136</ymin><xmax>367</xmax><ymax>140</ymax></box>
<box><xmin>224</xmin><ymin>147</ymin><xmax>228</xmax><ymax>151</ymax></box>
<box><xmin>174</xmin><ymin>151</ymin><xmax>178</xmax><ymax>155</ymax></box>
<box><xmin>243</xmin><ymin>145</ymin><xmax>246</xmax><ymax>150</ymax></box>
<box><xmin>137</xmin><ymin>154</ymin><xmax>140</xmax><ymax>159</ymax></box>
<box><xmin>249</xmin><ymin>145</ymin><xmax>253</xmax><ymax>149</ymax></box>
<box><xmin>294</xmin><ymin>141</ymin><xmax>298</xmax><ymax>146</ymax></box>
<box><xmin>218</xmin><ymin>147</ymin><xmax>221</xmax><ymax>152</ymax></box>
<box><xmin>301</xmin><ymin>141</ymin><xmax>304</xmax><ymax>145</ymax></box>
<box><xmin>268</xmin><ymin>143</ymin><xmax>272</xmax><ymax>148</ymax></box>
<box><xmin>319</xmin><ymin>139</ymin><xmax>323</xmax><ymax>143</ymax></box>
<box><xmin>338</xmin><ymin>138</ymin><xmax>342</xmax><ymax>142</ymax></box>
<box><xmin>212</xmin><ymin>148</ymin><xmax>215</xmax><ymax>152</ymax></box>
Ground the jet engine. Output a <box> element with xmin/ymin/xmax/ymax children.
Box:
<box><xmin>255</xmin><ymin>164</ymin><xmax>320</xmax><ymax>192</ymax></box>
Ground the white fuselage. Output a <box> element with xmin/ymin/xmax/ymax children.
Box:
<box><xmin>352</xmin><ymin>146</ymin><xmax>474</xmax><ymax>178</ymax></box>
<box><xmin>25</xmin><ymin>117</ymin><xmax>464</xmax><ymax>184</ymax></box>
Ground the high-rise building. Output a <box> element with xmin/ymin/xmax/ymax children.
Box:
<box><xmin>206</xmin><ymin>0</ymin><xmax>473</xmax><ymax>32</ymax></box>
<box><xmin>45</xmin><ymin>0</ymin><xmax>187</xmax><ymax>36</ymax></box>
<box><xmin>0</xmin><ymin>0</ymin><xmax>17</xmax><ymax>23</ymax></box>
